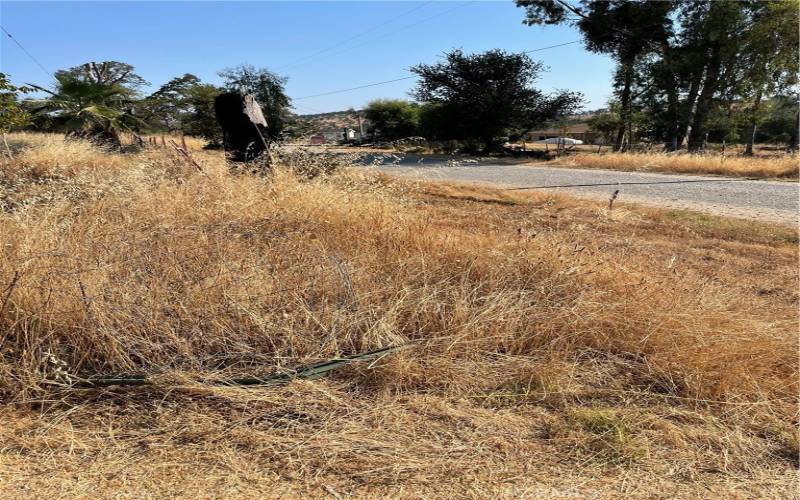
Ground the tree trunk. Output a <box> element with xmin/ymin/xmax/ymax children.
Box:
<box><xmin>659</xmin><ymin>42</ymin><xmax>681</xmax><ymax>152</ymax></box>
<box><xmin>612</xmin><ymin>62</ymin><xmax>634</xmax><ymax>152</ymax></box>
<box><xmin>613</xmin><ymin>126</ymin><xmax>626</xmax><ymax>153</ymax></box>
<box><xmin>687</xmin><ymin>47</ymin><xmax>722</xmax><ymax>152</ymax></box>
<box><xmin>664</xmin><ymin>85</ymin><xmax>680</xmax><ymax>151</ymax></box>
<box><xmin>789</xmin><ymin>109</ymin><xmax>799</xmax><ymax>152</ymax></box>
<box><xmin>744</xmin><ymin>90</ymin><xmax>763</xmax><ymax>156</ymax></box>
<box><xmin>677</xmin><ymin>72</ymin><xmax>702</xmax><ymax>149</ymax></box>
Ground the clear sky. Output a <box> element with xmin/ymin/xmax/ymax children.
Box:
<box><xmin>0</xmin><ymin>1</ymin><xmax>615</xmax><ymax>114</ymax></box>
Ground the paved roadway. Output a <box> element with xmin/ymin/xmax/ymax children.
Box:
<box><xmin>357</xmin><ymin>155</ymin><xmax>799</xmax><ymax>225</ymax></box>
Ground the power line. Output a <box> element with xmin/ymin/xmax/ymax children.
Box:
<box><xmin>292</xmin><ymin>102</ymin><xmax>325</xmax><ymax>114</ymax></box>
<box><xmin>0</xmin><ymin>25</ymin><xmax>54</xmax><ymax>79</ymax></box>
<box><xmin>281</xmin><ymin>1</ymin><xmax>475</xmax><ymax>73</ymax></box>
<box><xmin>276</xmin><ymin>1</ymin><xmax>433</xmax><ymax>71</ymax></box>
<box><xmin>523</xmin><ymin>40</ymin><xmax>581</xmax><ymax>53</ymax></box>
<box><xmin>294</xmin><ymin>75</ymin><xmax>417</xmax><ymax>100</ymax></box>
<box><xmin>291</xmin><ymin>39</ymin><xmax>583</xmax><ymax>101</ymax></box>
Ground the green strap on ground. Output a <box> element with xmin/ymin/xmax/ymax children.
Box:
<box><xmin>74</xmin><ymin>344</ymin><xmax>408</xmax><ymax>389</ymax></box>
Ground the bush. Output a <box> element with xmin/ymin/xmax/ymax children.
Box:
<box><xmin>364</xmin><ymin>99</ymin><xmax>420</xmax><ymax>140</ymax></box>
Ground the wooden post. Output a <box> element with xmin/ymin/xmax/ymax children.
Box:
<box><xmin>181</xmin><ymin>135</ymin><xmax>187</xmax><ymax>151</ymax></box>
<box><xmin>169</xmin><ymin>139</ymin><xmax>206</xmax><ymax>176</ymax></box>
<box><xmin>161</xmin><ymin>136</ymin><xmax>166</xmax><ymax>147</ymax></box>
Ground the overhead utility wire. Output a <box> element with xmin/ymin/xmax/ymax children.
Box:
<box><xmin>276</xmin><ymin>1</ymin><xmax>433</xmax><ymax>71</ymax></box>
<box><xmin>523</xmin><ymin>40</ymin><xmax>581</xmax><ymax>53</ymax></box>
<box><xmin>293</xmin><ymin>39</ymin><xmax>582</xmax><ymax>101</ymax></box>
<box><xmin>294</xmin><ymin>76</ymin><xmax>417</xmax><ymax>100</ymax></box>
<box><xmin>0</xmin><ymin>25</ymin><xmax>54</xmax><ymax>79</ymax></box>
<box><xmin>281</xmin><ymin>1</ymin><xmax>475</xmax><ymax>73</ymax></box>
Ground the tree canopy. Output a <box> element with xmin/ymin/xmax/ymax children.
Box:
<box><xmin>27</xmin><ymin>61</ymin><xmax>146</xmax><ymax>146</ymax></box>
<box><xmin>0</xmin><ymin>73</ymin><xmax>32</xmax><ymax>133</ymax></box>
<box><xmin>218</xmin><ymin>64</ymin><xmax>291</xmax><ymax>140</ymax></box>
<box><xmin>517</xmin><ymin>0</ymin><xmax>799</xmax><ymax>152</ymax></box>
<box><xmin>141</xmin><ymin>74</ymin><xmax>224</xmax><ymax>144</ymax></box>
<box><xmin>411</xmin><ymin>49</ymin><xmax>582</xmax><ymax>152</ymax></box>
<box><xmin>363</xmin><ymin>100</ymin><xmax>420</xmax><ymax>140</ymax></box>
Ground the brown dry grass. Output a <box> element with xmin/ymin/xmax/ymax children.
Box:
<box><xmin>0</xmin><ymin>133</ymin><xmax>797</xmax><ymax>498</ymax></box>
<box><xmin>551</xmin><ymin>151</ymin><xmax>799</xmax><ymax>179</ymax></box>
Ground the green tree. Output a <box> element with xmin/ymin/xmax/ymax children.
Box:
<box><xmin>516</xmin><ymin>0</ymin><xmax>673</xmax><ymax>151</ymax></box>
<box><xmin>0</xmin><ymin>73</ymin><xmax>33</xmax><ymax>156</ymax></box>
<box><xmin>0</xmin><ymin>73</ymin><xmax>32</xmax><ymax>132</ymax></box>
<box><xmin>587</xmin><ymin>109</ymin><xmax>621</xmax><ymax>146</ymax></box>
<box><xmin>28</xmin><ymin>61</ymin><xmax>145</xmax><ymax>147</ymax></box>
<box><xmin>411</xmin><ymin>49</ymin><xmax>582</xmax><ymax>152</ymax></box>
<box><xmin>518</xmin><ymin>1</ymin><xmax>799</xmax><ymax>153</ymax></box>
<box><xmin>140</xmin><ymin>74</ymin><xmax>224</xmax><ymax>145</ymax></box>
<box><xmin>738</xmin><ymin>0</ymin><xmax>799</xmax><ymax>154</ymax></box>
<box><xmin>56</xmin><ymin>61</ymin><xmax>149</xmax><ymax>89</ymax></box>
<box><xmin>141</xmin><ymin>73</ymin><xmax>203</xmax><ymax>131</ymax></box>
<box><xmin>757</xmin><ymin>94</ymin><xmax>800</xmax><ymax>150</ymax></box>
<box><xmin>363</xmin><ymin>99</ymin><xmax>420</xmax><ymax>140</ymax></box>
<box><xmin>681</xmin><ymin>1</ymin><xmax>749</xmax><ymax>152</ymax></box>
<box><xmin>182</xmin><ymin>83</ymin><xmax>224</xmax><ymax>145</ymax></box>
<box><xmin>218</xmin><ymin>64</ymin><xmax>291</xmax><ymax>140</ymax></box>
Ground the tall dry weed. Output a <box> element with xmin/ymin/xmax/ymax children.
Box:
<box><xmin>560</xmin><ymin>152</ymin><xmax>798</xmax><ymax>178</ymax></box>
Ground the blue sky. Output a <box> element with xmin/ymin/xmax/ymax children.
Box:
<box><xmin>0</xmin><ymin>1</ymin><xmax>615</xmax><ymax>113</ymax></box>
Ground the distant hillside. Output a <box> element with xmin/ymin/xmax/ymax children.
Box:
<box><xmin>290</xmin><ymin>108</ymin><xmax>604</xmax><ymax>138</ymax></box>
<box><xmin>292</xmin><ymin>110</ymin><xmax>364</xmax><ymax>136</ymax></box>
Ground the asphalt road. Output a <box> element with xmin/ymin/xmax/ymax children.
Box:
<box><xmin>360</xmin><ymin>156</ymin><xmax>799</xmax><ymax>225</ymax></box>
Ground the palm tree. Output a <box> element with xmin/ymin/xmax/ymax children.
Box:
<box><xmin>28</xmin><ymin>73</ymin><xmax>141</xmax><ymax>147</ymax></box>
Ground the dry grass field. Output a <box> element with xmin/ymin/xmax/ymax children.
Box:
<box><xmin>0</xmin><ymin>133</ymin><xmax>797</xmax><ymax>497</ymax></box>
<box><xmin>554</xmin><ymin>151</ymin><xmax>799</xmax><ymax>179</ymax></box>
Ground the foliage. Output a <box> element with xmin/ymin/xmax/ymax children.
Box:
<box><xmin>181</xmin><ymin>83</ymin><xmax>225</xmax><ymax>145</ymax></box>
<box><xmin>586</xmin><ymin>110</ymin><xmax>620</xmax><ymax>146</ymax></box>
<box><xmin>411</xmin><ymin>49</ymin><xmax>582</xmax><ymax>152</ymax></box>
<box><xmin>363</xmin><ymin>99</ymin><xmax>420</xmax><ymax>140</ymax></box>
<box><xmin>517</xmin><ymin>0</ymin><xmax>671</xmax><ymax>151</ymax></box>
<box><xmin>141</xmin><ymin>74</ymin><xmax>223</xmax><ymax>144</ymax></box>
<box><xmin>141</xmin><ymin>73</ymin><xmax>203</xmax><ymax>131</ymax></box>
<box><xmin>0</xmin><ymin>73</ymin><xmax>33</xmax><ymax>132</ymax></box>
<box><xmin>28</xmin><ymin>62</ymin><xmax>146</xmax><ymax>146</ymax></box>
<box><xmin>55</xmin><ymin>61</ymin><xmax>149</xmax><ymax>88</ymax></box>
<box><xmin>218</xmin><ymin>64</ymin><xmax>291</xmax><ymax>140</ymax></box>
<box><xmin>757</xmin><ymin>94</ymin><xmax>800</xmax><ymax>146</ymax></box>
<box><xmin>516</xmin><ymin>0</ymin><xmax>800</xmax><ymax>151</ymax></box>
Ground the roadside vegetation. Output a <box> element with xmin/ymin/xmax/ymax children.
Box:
<box><xmin>550</xmin><ymin>151</ymin><xmax>799</xmax><ymax>179</ymax></box>
<box><xmin>0</xmin><ymin>134</ymin><xmax>796</xmax><ymax>496</ymax></box>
